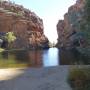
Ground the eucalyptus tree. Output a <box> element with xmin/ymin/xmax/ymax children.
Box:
<box><xmin>5</xmin><ymin>32</ymin><xmax>16</xmax><ymax>49</ymax></box>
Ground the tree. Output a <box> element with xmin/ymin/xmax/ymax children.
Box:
<box><xmin>84</xmin><ymin>0</ymin><xmax>90</xmax><ymax>45</ymax></box>
<box><xmin>5</xmin><ymin>32</ymin><xmax>16</xmax><ymax>48</ymax></box>
<box><xmin>85</xmin><ymin>0</ymin><xmax>90</xmax><ymax>22</ymax></box>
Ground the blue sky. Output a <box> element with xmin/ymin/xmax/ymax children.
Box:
<box><xmin>10</xmin><ymin>0</ymin><xmax>76</xmax><ymax>43</ymax></box>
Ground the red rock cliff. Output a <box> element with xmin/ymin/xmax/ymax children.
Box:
<box><xmin>57</xmin><ymin>0</ymin><xmax>86</xmax><ymax>48</ymax></box>
<box><xmin>0</xmin><ymin>1</ymin><xmax>49</xmax><ymax>49</ymax></box>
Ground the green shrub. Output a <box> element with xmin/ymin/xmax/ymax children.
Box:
<box><xmin>67</xmin><ymin>67</ymin><xmax>90</xmax><ymax>90</ymax></box>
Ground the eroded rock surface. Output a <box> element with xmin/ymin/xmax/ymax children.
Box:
<box><xmin>57</xmin><ymin>0</ymin><xmax>86</xmax><ymax>48</ymax></box>
<box><xmin>0</xmin><ymin>1</ymin><xmax>49</xmax><ymax>49</ymax></box>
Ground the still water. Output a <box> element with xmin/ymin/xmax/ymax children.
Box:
<box><xmin>0</xmin><ymin>48</ymin><xmax>90</xmax><ymax>68</ymax></box>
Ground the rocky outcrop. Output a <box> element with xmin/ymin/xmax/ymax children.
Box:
<box><xmin>57</xmin><ymin>0</ymin><xmax>86</xmax><ymax>48</ymax></box>
<box><xmin>0</xmin><ymin>0</ymin><xmax>49</xmax><ymax>49</ymax></box>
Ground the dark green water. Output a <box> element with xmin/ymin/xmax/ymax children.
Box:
<box><xmin>0</xmin><ymin>48</ymin><xmax>90</xmax><ymax>68</ymax></box>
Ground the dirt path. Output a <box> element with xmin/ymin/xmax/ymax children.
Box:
<box><xmin>0</xmin><ymin>66</ymin><xmax>71</xmax><ymax>90</ymax></box>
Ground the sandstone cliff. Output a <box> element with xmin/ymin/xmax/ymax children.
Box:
<box><xmin>57</xmin><ymin>0</ymin><xmax>86</xmax><ymax>48</ymax></box>
<box><xmin>0</xmin><ymin>0</ymin><xmax>49</xmax><ymax>49</ymax></box>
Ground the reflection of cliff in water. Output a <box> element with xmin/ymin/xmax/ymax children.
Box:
<box><xmin>59</xmin><ymin>48</ymin><xmax>90</xmax><ymax>65</ymax></box>
<box><xmin>0</xmin><ymin>48</ymin><xmax>90</xmax><ymax>68</ymax></box>
<box><xmin>14</xmin><ymin>50</ymin><xmax>43</xmax><ymax>67</ymax></box>
<box><xmin>28</xmin><ymin>50</ymin><xmax>43</xmax><ymax>67</ymax></box>
<box><xmin>1</xmin><ymin>51</ymin><xmax>8</xmax><ymax>59</ymax></box>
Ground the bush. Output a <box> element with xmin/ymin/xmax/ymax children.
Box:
<box><xmin>67</xmin><ymin>67</ymin><xmax>90</xmax><ymax>90</ymax></box>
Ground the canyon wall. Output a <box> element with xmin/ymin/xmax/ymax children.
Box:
<box><xmin>57</xmin><ymin>0</ymin><xmax>86</xmax><ymax>48</ymax></box>
<box><xmin>0</xmin><ymin>1</ymin><xmax>49</xmax><ymax>49</ymax></box>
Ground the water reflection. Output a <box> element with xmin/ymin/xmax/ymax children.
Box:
<box><xmin>59</xmin><ymin>48</ymin><xmax>90</xmax><ymax>65</ymax></box>
<box><xmin>14</xmin><ymin>50</ymin><xmax>29</xmax><ymax>63</ymax></box>
<box><xmin>1</xmin><ymin>51</ymin><xmax>8</xmax><ymax>59</ymax></box>
<box><xmin>0</xmin><ymin>48</ymin><xmax>90</xmax><ymax>68</ymax></box>
<box><xmin>13</xmin><ymin>48</ymin><xmax>59</xmax><ymax>67</ymax></box>
<box><xmin>43</xmin><ymin>48</ymin><xmax>59</xmax><ymax>67</ymax></box>
<box><xmin>10</xmin><ymin>50</ymin><xmax>43</xmax><ymax>67</ymax></box>
<box><xmin>28</xmin><ymin>50</ymin><xmax>43</xmax><ymax>67</ymax></box>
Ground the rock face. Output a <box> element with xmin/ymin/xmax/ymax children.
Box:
<box><xmin>57</xmin><ymin>0</ymin><xmax>86</xmax><ymax>48</ymax></box>
<box><xmin>0</xmin><ymin>1</ymin><xmax>49</xmax><ymax>49</ymax></box>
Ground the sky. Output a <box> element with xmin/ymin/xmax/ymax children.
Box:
<box><xmin>10</xmin><ymin>0</ymin><xmax>76</xmax><ymax>43</ymax></box>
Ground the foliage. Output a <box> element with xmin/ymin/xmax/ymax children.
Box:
<box><xmin>4</xmin><ymin>32</ymin><xmax>16</xmax><ymax>49</ymax></box>
<box><xmin>5</xmin><ymin>32</ymin><xmax>16</xmax><ymax>43</ymax></box>
<box><xmin>0</xmin><ymin>51</ymin><xmax>27</xmax><ymax>68</ymax></box>
<box><xmin>80</xmin><ymin>0</ymin><xmax>90</xmax><ymax>45</ymax></box>
<box><xmin>16</xmin><ymin>12</ymin><xmax>23</xmax><ymax>16</ymax></box>
<box><xmin>49</xmin><ymin>42</ymin><xmax>56</xmax><ymax>47</ymax></box>
<box><xmin>85</xmin><ymin>0</ymin><xmax>90</xmax><ymax>22</ymax></box>
<box><xmin>0</xmin><ymin>58</ymin><xmax>27</xmax><ymax>68</ymax></box>
<box><xmin>67</xmin><ymin>67</ymin><xmax>90</xmax><ymax>90</ymax></box>
<box><xmin>0</xmin><ymin>48</ymin><xmax>5</xmax><ymax>52</ymax></box>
